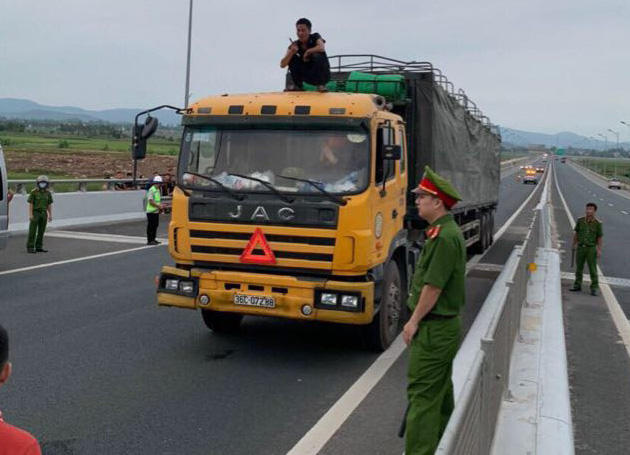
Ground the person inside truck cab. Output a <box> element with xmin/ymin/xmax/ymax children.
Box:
<box><xmin>280</xmin><ymin>18</ymin><xmax>331</xmax><ymax>92</ymax></box>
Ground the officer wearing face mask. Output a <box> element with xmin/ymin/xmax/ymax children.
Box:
<box><xmin>26</xmin><ymin>175</ymin><xmax>53</xmax><ymax>253</ymax></box>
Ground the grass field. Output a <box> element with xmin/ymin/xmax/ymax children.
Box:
<box><xmin>0</xmin><ymin>132</ymin><xmax>179</xmax><ymax>156</ymax></box>
<box><xmin>574</xmin><ymin>158</ymin><xmax>630</xmax><ymax>183</ymax></box>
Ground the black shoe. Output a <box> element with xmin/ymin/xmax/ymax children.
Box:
<box><xmin>27</xmin><ymin>249</ymin><xmax>36</xmax><ymax>254</ymax></box>
<box><xmin>569</xmin><ymin>285</ymin><xmax>581</xmax><ymax>292</ymax></box>
<box><xmin>590</xmin><ymin>289</ymin><xmax>598</xmax><ymax>296</ymax></box>
<box><xmin>147</xmin><ymin>240</ymin><xmax>160</xmax><ymax>246</ymax></box>
<box><xmin>36</xmin><ymin>248</ymin><xmax>48</xmax><ymax>253</ymax></box>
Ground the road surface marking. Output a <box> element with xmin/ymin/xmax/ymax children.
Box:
<box><xmin>554</xmin><ymin>164</ymin><xmax>630</xmax><ymax>359</ymax></box>
<box><xmin>0</xmin><ymin>245</ymin><xmax>163</xmax><ymax>277</ymax></box>
<box><xmin>608</xmin><ymin>203</ymin><xmax>613</xmax><ymax>207</ymax></box>
<box><xmin>622</xmin><ymin>211</ymin><xmax>628</xmax><ymax>215</ymax></box>
<box><xmin>47</xmin><ymin>230</ymin><xmax>168</xmax><ymax>245</ymax></box>
<box><xmin>286</xmin><ymin>335</ymin><xmax>406</xmax><ymax>455</ymax></box>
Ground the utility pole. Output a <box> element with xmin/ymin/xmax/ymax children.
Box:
<box><xmin>184</xmin><ymin>0</ymin><xmax>193</xmax><ymax>108</ymax></box>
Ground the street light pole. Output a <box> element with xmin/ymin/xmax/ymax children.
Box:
<box><xmin>607</xmin><ymin>129</ymin><xmax>619</xmax><ymax>150</ymax></box>
<box><xmin>598</xmin><ymin>133</ymin><xmax>608</xmax><ymax>152</ymax></box>
<box><xmin>184</xmin><ymin>0</ymin><xmax>193</xmax><ymax>108</ymax></box>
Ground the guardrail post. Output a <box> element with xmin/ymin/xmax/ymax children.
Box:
<box><xmin>79</xmin><ymin>181</ymin><xmax>88</xmax><ymax>192</ymax></box>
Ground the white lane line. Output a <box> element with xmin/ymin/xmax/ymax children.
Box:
<box><xmin>553</xmin><ymin>164</ymin><xmax>630</xmax><ymax>359</ymax></box>
<box><xmin>494</xmin><ymin>169</ymin><xmax>547</xmax><ymax>242</ymax></box>
<box><xmin>608</xmin><ymin>203</ymin><xmax>613</xmax><ymax>207</ymax></box>
<box><xmin>286</xmin><ymin>336</ymin><xmax>406</xmax><ymax>455</ymax></box>
<box><xmin>0</xmin><ymin>245</ymin><xmax>163</xmax><ymax>277</ymax></box>
<box><xmin>47</xmin><ymin>230</ymin><xmax>168</xmax><ymax>245</ymax></box>
<box><xmin>622</xmin><ymin>211</ymin><xmax>629</xmax><ymax>215</ymax></box>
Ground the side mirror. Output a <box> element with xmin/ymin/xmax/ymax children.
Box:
<box><xmin>131</xmin><ymin>116</ymin><xmax>159</xmax><ymax>160</ymax></box>
<box><xmin>382</xmin><ymin>144</ymin><xmax>402</xmax><ymax>160</ymax></box>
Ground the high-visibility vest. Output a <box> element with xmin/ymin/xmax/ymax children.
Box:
<box><xmin>146</xmin><ymin>185</ymin><xmax>161</xmax><ymax>213</ymax></box>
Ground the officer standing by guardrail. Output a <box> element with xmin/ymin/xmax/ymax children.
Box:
<box><xmin>26</xmin><ymin>175</ymin><xmax>53</xmax><ymax>254</ymax></box>
<box><xmin>570</xmin><ymin>202</ymin><xmax>603</xmax><ymax>296</ymax></box>
<box><xmin>402</xmin><ymin>166</ymin><xmax>466</xmax><ymax>455</ymax></box>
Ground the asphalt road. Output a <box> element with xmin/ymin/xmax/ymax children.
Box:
<box><xmin>0</xmin><ymin>164</ymin><xmax>542</xmax><ymax>455</ymax></box>
<box><xmin>550</xmin><ymin>160</ymin><xmax>630</xmax><ymax>455</ymax></box>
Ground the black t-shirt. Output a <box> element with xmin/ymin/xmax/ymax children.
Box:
<box><xmin>293</xmin><ymin>33</ymin><xmax>327</xmax><ymax>58</ymax></box>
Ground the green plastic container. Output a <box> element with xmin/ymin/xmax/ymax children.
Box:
<box><xmin>303</xmin><ymin>80</ymin><xmax>340</xmax><ymax>92</ymax></box>
<box><xmin>346</xmin><ymin>72</ymin><xmax>406</xmax><ymax>100</ymax></box>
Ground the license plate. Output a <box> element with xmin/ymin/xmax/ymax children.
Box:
<box><xmin>233</xmin><ymin>294</ymin><xmax>276</xmax><ymax>308</ymax></box>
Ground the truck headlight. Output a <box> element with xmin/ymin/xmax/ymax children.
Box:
<box><xmin>341</xmin><ymin>295</ymin><xmax>359</xmax><ymax>309</ymax></box>
<box><xmin>320</xmin><ymin>293</ymin><xmax>338</xmax><ymax>306</ymax></box>
<box><xmin>165</xmin><ymin>279</ymin><xmax>179</xmax><ymax>291</ymax></box>
<box><xmin>179</xmin><ymin>281</ymin><xmax>195</xmax><ymax>294</ymax></box>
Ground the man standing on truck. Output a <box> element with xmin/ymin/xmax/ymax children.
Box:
<box><xmin>402</xmin><ymin>166</ymin><xmax>465</xmax><ymax>455</ymax></box>
<box><xmin>280</xmin><ymin>18</ymin><xmax>330</xmax><ymax>92</ymax></box>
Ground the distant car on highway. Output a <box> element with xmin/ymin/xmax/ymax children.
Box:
<box><xmin>560</xmin><ymin>157</ymin><xmax>566</xmax><ymax>163</ymax></box>
<box><xmin>608</xmin><ymin>178</ymin><xmax>622</xmax><ymax>190</ymax></box>
<box><xmin>536</xmin><ymin>167</ymin><xmax>544</xmax><ymax>173</ymax></box>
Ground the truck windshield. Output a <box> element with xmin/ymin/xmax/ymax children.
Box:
<box><xmin>180</xmin><ymin>127</ymin><xmax>369</xmax><ymax>195</ymax></box>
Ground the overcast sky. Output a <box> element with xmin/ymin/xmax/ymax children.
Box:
<box><xmin>1</xmin><ymin>0</ymin><xmax>628</xmax><ymax>140</ymax></box>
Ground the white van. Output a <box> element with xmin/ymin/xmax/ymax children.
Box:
<box><xmin>0</xmin><ymin>144</ymin><xmax>8</xmax><ymax>250</ymax></box>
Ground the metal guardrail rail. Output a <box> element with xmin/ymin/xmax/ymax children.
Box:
<box><xmin>8</xmin><ymin>178</ymin><xmax>153</xmax><ymax>193</ymax></box>
<box><xmin>436</xmin><ymin>190</ymin><xmax>543</xmax><ymax>454</ymax></box>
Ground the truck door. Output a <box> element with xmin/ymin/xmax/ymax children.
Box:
<box><xmin>372</xmin><ymin>121</ymin><xmax>405</xmax><ymax>263</ymax></box>
<box><xmin>0</xmin><ymin>146</ymin><xmax>8</xmax><ymax>250</ymax></box>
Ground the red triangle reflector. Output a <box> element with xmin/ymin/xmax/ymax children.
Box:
<box><xmin>240</xmin><ymin>228</ymin><xmax>276</xmax><ymax>264</ymax></box>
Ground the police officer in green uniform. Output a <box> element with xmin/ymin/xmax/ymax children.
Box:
<box><xmin>570</xmin><ymin>202</ymin><xmax>603</xmax><ymax>296</ymax></box>
<box><xmin>402</xmin><ymin>166</ymin><xmax>466</xmax><ymax>455</ymax></box>
<box><xmin>26</xmin><ymin>175</ymin><xmax>53</xmax><ymax>253</ymax></box>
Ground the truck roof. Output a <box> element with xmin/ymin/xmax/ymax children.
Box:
<box><xmin>189</xmin><ymin>92</ymin><xmax>388</xmax><ymax>118</ymax></box>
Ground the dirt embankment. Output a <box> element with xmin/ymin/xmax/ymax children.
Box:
<box><xmin>5</xmin><ymin>150</ymin><xmax>178</xmax><ymax>178</ymax></box>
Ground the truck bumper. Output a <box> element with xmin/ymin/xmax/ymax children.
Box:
<box><xmin>157</xmin><ymin>266</ymin><xmax>375</xmax><ymax>325</ymax></box>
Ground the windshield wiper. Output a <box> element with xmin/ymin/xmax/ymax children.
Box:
<box><xmin>277</xmin><ymin>175</ymin><xmax>347</xmax><ymax>206</ymax></box>
<box><xmin>228</xmin><ymin>173</ymin><xmax>294</xmax><ymax>203</ymax></box>
<box><xmin>185</xmin><ymin>172</ymin><xmax>245</xmax><ymax>201</ymax></box>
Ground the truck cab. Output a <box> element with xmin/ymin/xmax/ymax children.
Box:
<box><xmin>158</xmin><ymin>92</ymin><xmax>408</xmax><ymax>349</ymax></box>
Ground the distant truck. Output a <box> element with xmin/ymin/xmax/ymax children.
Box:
<box><xmin>143</xmin><ymin>56</ymin><xmax>501</xmax><ymax>350</ymax></box>
<box><xmin>0</xmin><ymin>145</ymin><xmax>8</xmax><ymax>250</ymax></box>
<box><xmin>523</xmin><ymin>168</ymin><xmax>538</xmax><ymax>184</ymax></box>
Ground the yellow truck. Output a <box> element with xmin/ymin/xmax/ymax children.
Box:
<box><xmin>139</xmin><ymin>56</ymin><xmax>501</xmax><ymax>350</ymax></box>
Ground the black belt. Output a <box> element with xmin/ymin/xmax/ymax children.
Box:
<box><xmin>424</xmin><ymin>313</ymin><xmax>456</xmax><ymax>321</ymax></box>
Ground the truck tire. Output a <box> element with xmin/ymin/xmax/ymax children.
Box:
<box><xmin>201</xmin><ymin>309</ymin><xmax>243</xmax><ymax>333</ymax></box>
<box><xmin>364</xmin><ymin>261</ymin><xmax>403</xmax><ymax>351</ymax></box>
<box><xmin>488</xmin><ymin>212</ymin><xmax>495</xmax><ymax>246</ymax></box>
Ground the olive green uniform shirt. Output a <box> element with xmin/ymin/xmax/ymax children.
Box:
<box><xmin>574</xmin><ymin>216</ymin><xmax>602</xmax><ymax>246</ymax></box>
<box><xmin>406</xmin><ymin>213</ymin><xmax>467</xmax><ymax>317</ymax></box>
<box><xmin>27</xmin><ymin>189</ymin><xmax>53</xmax><ymax>212</ymax></box>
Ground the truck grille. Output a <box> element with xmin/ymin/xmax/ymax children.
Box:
<box><xmin>188</xmin><ymin>226</ymin><xmax>336</xmax><ymax>270</ymax></box>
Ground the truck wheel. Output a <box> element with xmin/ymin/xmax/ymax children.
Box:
<box><xmin>488</xmin><ymin>213</ymin><xmax>495</xmax><ymax>245</ymax></box>
<box><xmin>201</xmin><ymin>309</ymin><xmax>243</xmax><ymax>333</ymax></box>
<box><xmin>364</xmin><ymin>262</ymin><xmax>403</xmax><ymax>351</ymax></box>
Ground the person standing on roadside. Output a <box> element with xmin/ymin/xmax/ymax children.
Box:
<box><xmin>146</xmin><ymin>175</ymin><xmax>166</xmax><ymax>245</ymax></box>
<box><xmin>570</xmin><ymin>202</ymin><xmax>603</xmax><ymax>296</ymax></box>
<box><xmin>0</xmin><ymin>324</ymin><xmax>43</xmax><ymax>455</ymax></box>
<box><xmin>26</xmin><ymin>175</ymin><xmax>53</xmax><ymax>254</ymax></box>
<box><xmin>402</xmin><ymin>166</ymin><xmax>465</xmax><ymax>455</ymax></box>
